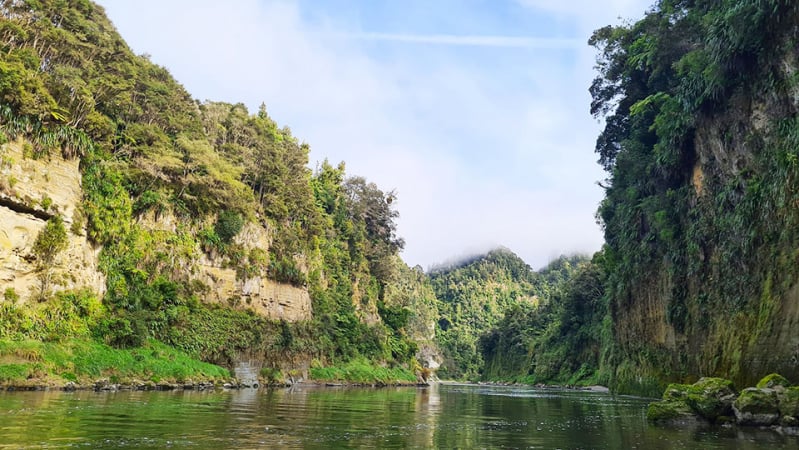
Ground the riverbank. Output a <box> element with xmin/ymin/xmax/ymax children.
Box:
<box><xmin>0</xmin><ymin>338</ymin><xmax>429</xmax><ymax>391</ymax></box>
<box><xmin>0</xmin><ymin>338</ymin><xmax>232</xmax><ymax>391</ymax></box>
<box><xmin>443</xmin><ymin>379</ymin><xmax>611</xmax><ymax>393</ymax></box>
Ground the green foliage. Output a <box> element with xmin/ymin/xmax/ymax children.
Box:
<box><xmin>33</xmin><ymin>215</ymin><xmax>68</xmax><ymax>267</ymax></box>
<box><xmin>0</xmin><ymin>338</ymin><xmax>229</xmax><ymax>385</ymax></box>
<box><xmin>214</xmin><ymin>210</ymin><xmax>244</xmax><ymax>243</ymax></box>
<box><xmin>269</xmin><ymin>253</ymin><xmax>307</xmax><ymax>286</ymax></box>
<box><xmin>82</xmin><ymin>152</ymin><xmax>132</xmax><ymax>245</ymax></box>
<box><xmin>480</xmin><ymin>254</ymin><xmax>607</xmax><ymax>385</ymax></box>
<box><xmin>132</xmin><ymin>189</ymin><xmax>168</xmax><ymax>217</ymax></box>
<box><xmin>589</xmin><ymin>0</ymin><xmax>799</xmax><ymax>389</ymax></box>
<box><xmin>3</xmin><ymin>288</ymin><xmax>19</xmax><ymax>303</ymax></box>
<box><xmin>0</xmin><ymin>289</ymin><xmax>104</xmax><ymax>341</ymax></box>
<box><xmin>259</xmin><ymin>366</ymin><xmax>284</xmax><ymax>385</ymax></box>
<box><xmin>0</xmin><ymin>0</ymin><xmax>426</xmax><ymax>382</ymax></box>
<box><xmin>39</xmin><ymin>194</ymin><xmax>52</xmax><ymax>211</ymax></box>
<box><xmin>431</xmin><ymin>250</ymin><xmax>588</xmax><ymax>380</ymax></box>
<box><xmin>309</xmin><ymin>358</ymin><xmax>417</xmax><ymax>384</ymax></box>
<box><xmin>32</xmin><ymin>215</ymin><xmax>69</xmax><ymax>298</ymax></box>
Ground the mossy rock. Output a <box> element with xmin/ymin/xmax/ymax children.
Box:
<box><xmin>779</xmin><ymin>386</ymin><xmax>799</xmax><ymax>417</ymax></box>
<box><xmin>647</xmin><ymin>400</ymin><xmax>697</xmax><ymax>424</ymax></box>
<box><xmin>679</xmin><ymin>377</ymin><xmax>736</xmax><ymax>421</ymax></box>
<box><xmin>692</xmin><ymin>377</ymin><xmax>735</xmax><ymax>394</ymax></box>
<box><xmin>733</xmin><ymin>388</ymin><xmax>780</xmax><ymax>426</ymax></box>
<box><xmin>756</xmin><ymin>373</ymin><xmax>791</xmax><ymax>390</ymax></box>
<box><xmin>662</xmin><ymin>383</ymin><xmax>693</xmax><ymax>401</ymax></box>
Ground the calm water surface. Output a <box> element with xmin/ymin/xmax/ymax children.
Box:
<box><xmin>1</xmin><ymin>383</ymin><xmax>796</xmax><ymax>449</ymax></box>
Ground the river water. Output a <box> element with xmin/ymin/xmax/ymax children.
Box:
<box><xmin>0</xmin><ymin>383</ymin><xmax>796</xmax><ymax>449</ymax></box>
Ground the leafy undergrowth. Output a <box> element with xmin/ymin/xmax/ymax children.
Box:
<box><xmin>0</xmin><ymin>338</ymin><xmax>229</xmax><ymax>386</ymax></box>
<box><xmin>310</xmin><ymin>358</ymin><xmax>418</xmax><ymax>384</ymax></box>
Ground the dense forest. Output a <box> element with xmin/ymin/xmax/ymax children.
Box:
<box><xmin>3</xmin><ymin>0</ymin><xmax>799</xmax><ymax>395</ymax></box>
<box><xmin>429</xmin><ymin>249</ymin><xmax>588</xmax><ymax>381</ymax></box>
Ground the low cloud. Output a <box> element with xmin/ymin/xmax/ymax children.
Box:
<box><xmin>98</xmin><ymin>0</ymin><xmax>649</xmax><ymax>269</ymax></box>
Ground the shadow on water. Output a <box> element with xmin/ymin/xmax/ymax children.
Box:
<box><xmin>0</xmin><ymin>384</ymin><xmax>797</xmax><ymax>449</ymax></box>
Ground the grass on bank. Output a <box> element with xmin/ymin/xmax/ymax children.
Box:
<box><xmin>0</xmin><ymin>338</ymin><xmax>229</xmax><ymax>385</ymax></box>
<box><xmin>310</xmin><ymin>358</ymin><xmax>417</xmax><ymax>384</ymax></box>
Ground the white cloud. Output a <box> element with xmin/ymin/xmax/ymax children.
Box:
<box><xmin>516</xmin><ymin>0</ymin><xmax>653</xmax><ymax>28</ymax></box>
<box><xmin>97</xmin><ymin>0</ymin><xmax>647</xmax><ymax>269</ymax></box>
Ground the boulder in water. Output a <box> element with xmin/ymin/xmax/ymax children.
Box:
<box><xmin>733</xmin><ymin>387</ymin><xmax>780</xmax><ymax>426</ymax></box>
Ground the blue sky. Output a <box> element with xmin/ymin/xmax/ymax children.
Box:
<box><xmin>97</xmin><ymin>0</ymin><xmax>652</xmax><ymax>269</ymax></box>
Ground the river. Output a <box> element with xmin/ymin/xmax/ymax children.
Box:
<box><xmin>1</xmin><ymin>383</ymin><xmax>796</xmax><ymax>449</ymax></box>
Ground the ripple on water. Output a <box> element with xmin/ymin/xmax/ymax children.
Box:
<box><xmin>1</xmin><ymin>386</ymin><xmax>798</xmax><ymax>449</ymax></box>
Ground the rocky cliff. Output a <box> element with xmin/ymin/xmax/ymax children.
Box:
<box><xmin>592</xmin><ymin>1</ymin><xmax>799</xmax><ymax>393</ymax></box>
<box><xmin>1</xmin><ymin>136</ymin><xmax>311</xmax><ymax>321</ymax></box>
<box><xmin>0</xmin><ymin>139</ymin><xmax>104</xmax><ymax>299</ymax></box>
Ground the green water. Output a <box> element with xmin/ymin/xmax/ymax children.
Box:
<box><xmin>0</xmin><ymin>384</ymin><xmax>796</xmax><ymax>449</ymax></box>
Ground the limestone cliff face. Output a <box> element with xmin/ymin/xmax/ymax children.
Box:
<box><xmin>137</xmin><ymin>215</ymin><xmax>312</xmax><ymax>322</ymax></box>
<box><xmin>1</xmin><ymin>138</ymin><xmax>311</xmax><ymax>321</ymax></box>
<box><xmin>0</xmin><ymin>140</ymin><xmax>104</xmax><ymax>299</ymax></box>
<box><xmin>196</xmin><ymin>264</ymin><xmax>312</xmax><ymax>321</ymax></box>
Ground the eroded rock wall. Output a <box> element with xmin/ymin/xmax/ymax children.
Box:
<box><xmin>0</xmin><ymin>140</ymin><xmax>104</xmax><ymax>300</ymax></box>
<box><xmin>1</xmin><ymin>139</ymin><xmax>311</xmax><ymax>322</ymax></box>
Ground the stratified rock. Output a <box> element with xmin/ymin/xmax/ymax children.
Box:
<box><xmin>734</xmin><ymin>387</ymin><xmax>780</xmax><ymax>426</ymax></box>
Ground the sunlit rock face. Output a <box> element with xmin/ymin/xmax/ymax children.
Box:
<box><xmin>0</xmin><ymin>140</ymin><xmax>104</xmax><ymax>300</ymax></box>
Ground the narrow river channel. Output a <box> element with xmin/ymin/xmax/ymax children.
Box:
<box><xmin>1</xmin><ymin>383</ymin><xmax>796</xmax><ymax>448</ymax></box>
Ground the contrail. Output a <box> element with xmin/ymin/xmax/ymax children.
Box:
<box><xmin>333</xmin><ymin>32</ymin><xmax>582</xmax><ymax>49</ymax></box>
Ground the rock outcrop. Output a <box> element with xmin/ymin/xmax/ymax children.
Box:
<box><xmin>0</xmin><ymin>140</ymin><xmax>104</xmax><ymax>300</ymax></box>
<box><xmin>1</xmin><ymin>138</ymin><xmax>311</xmax><ymax>321</ymax></box>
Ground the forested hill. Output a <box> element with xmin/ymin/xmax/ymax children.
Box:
<box><xmin>0</xmin><ymin>0</ymin><xmax>434</xmax><ymax>385</ymax></box>
<box><xmin>480</xmin><ymin>253</ymin><xmax>606</xmax><ymax>385</ymax></box>
<box><xmin>429</xmin><ymin>248</ymin><xmax>587</xmax><ymax>380</ymax></box>
<box><xmin>590</xmin><ymin>0</ymin><xmax>799</xmax><ymax>393</ymax></box>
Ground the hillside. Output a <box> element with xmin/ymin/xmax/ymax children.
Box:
<box><xmin>0</xmin><ymin>0</ymin><xmax>436</xmax><ymax>385</ymax></box>
<box><xmin>480</xmin><ymin>253</ymin><xmax>605</xmax><ymax>385</ymax></box>
<box><xmin>429</xmin><ymin>248</ymin><xmax>586</xmax><ymax>380</ymax></box>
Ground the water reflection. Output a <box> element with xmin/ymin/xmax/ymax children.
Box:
<box><xmin>0</xmin><ymin>385</ymin><xmax>797</xmax><ymax>449</ymax></box>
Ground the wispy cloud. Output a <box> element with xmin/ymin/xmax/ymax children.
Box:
<box><xmin>329</xmin><ymin>32</ymin><xmax>582</xmax><ymax>49</ymax></box>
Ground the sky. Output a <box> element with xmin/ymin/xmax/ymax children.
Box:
<box><xmin>97</xmin><ymin>0</ymin><xmax>653</xmax><ymax>270</ymax></box>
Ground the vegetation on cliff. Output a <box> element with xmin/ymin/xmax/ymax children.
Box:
<box><xmin>4</xmin><ymin>0</ymin><xmax>798</xmax><ymax>395</ymax></box>
<box><xmin>0</xmin><ymin>0</ymin><xmax>429</xmax><ymax>384</ymax></box>
<box><xmin>590</xmin><ymin>0</ymin><xmax>799</xmax><ymax>394</ymax></box>
<box><xmin>428</xmin><ymin>0</ymin><xmax>799</xmax><ymax>393</ymax></box>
